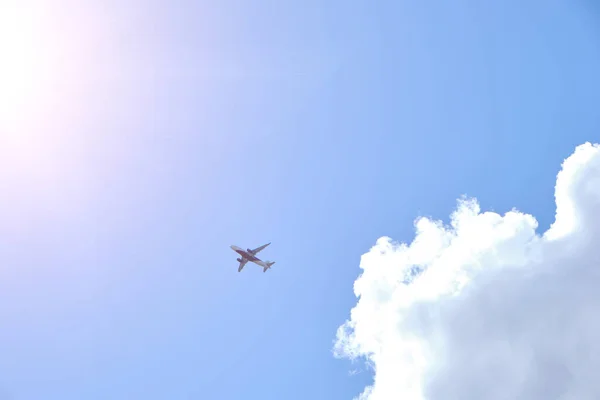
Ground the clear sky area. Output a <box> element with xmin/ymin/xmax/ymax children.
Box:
<box><xmin>1</xmin><ymin>0</ymin><xmax>600</xmax><ymax>399</ymax></box>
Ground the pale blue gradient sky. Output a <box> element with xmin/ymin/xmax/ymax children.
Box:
<box><xmin>0</xmin><ymin>1</ymin><xmax>599</xmax><ymax>399</ymax></box>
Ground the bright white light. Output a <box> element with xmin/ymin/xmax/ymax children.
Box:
<box><xmin>0</xmin><ymin>17</ymin><xmax>36</xmax><ymax>104</ymax></box>
<box><xmin>0</xmin><ymin>3</ymin><xmax>60</xmax><ymax>135</ymax></box>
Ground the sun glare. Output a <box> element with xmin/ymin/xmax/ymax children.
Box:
<box><xmin>0</xmin><ymin>20</ymin><xmax>36</xmax><ymax>99</ymax></box>
<box><xmin>0</xmin><ymin>4</ymin><xmax>60</xmax><ymax>134</ymax></box>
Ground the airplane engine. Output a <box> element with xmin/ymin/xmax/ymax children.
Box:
<box><xmin>247</xmin><ymin>248</ymin><xmax>253</xmax><ymax>253</ymax></box>
<box><xmin>237</xmin><ymin>258</ymin><xmax>243</xmax><ymax>262</ymax></box>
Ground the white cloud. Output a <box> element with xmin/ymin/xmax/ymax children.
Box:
<box><xmin>334</xmin><ymin>142</ymin><xmax>600</xmax><ymax>400</ymax></box>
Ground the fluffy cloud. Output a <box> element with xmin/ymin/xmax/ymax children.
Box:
<box><xmin>334</xmin><ymin>142</ymin><xmax>600</xmax><ymax>400</ymax></box>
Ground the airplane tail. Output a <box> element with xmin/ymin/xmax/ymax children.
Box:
<box><xmin>263</xmin><ymin>261</ymin><xmax>275</xmax><ymax>273</ymax></box>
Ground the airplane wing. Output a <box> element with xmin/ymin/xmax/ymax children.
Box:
<box><xmin>250</xmin><ymin>242</ymin><xmax>271</xmax><ymax>254</ymax></box>
<box><xmin>237</xmin><ymin>258</ymin><xmax>248</xmax><ymax>272</ymax></box>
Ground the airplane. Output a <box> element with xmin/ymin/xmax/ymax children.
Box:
<box><xmin>230</xmin><ymin>242</ymin><xmax>275</xmax><ymax>273</ymax></box>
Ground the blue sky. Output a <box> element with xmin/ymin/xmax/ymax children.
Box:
<box><xmin>0</xmin><ymin>0</ymin><xmax>599</xmax><ymax>399</ymax></box>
